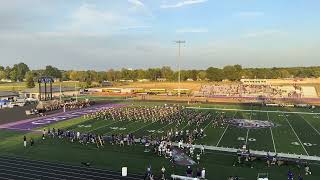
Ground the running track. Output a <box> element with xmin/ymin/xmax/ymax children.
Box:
<box><xmin>0</xmin><ymin>104</ymin><xmax>125</xmax><ymax>131</ymax></box>
<box><xmin>0</xmin><ymin>156</ymin><xmax>144</xmax><ymax>180</ymax></box>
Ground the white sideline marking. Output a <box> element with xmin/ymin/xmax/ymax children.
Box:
<box><xmin>186</xmin><ymin>107</ymin><xmax>320</xmax><ymax>115</ymax></box>
<box><xmin>173</xmin><ymin>143</ymin><xmax>320</xmax><ymax>162</ymax></box>
<box><xmin>297</xmin><ymin>114</ymin><xmax>320</xmax><ymax>136</ymax></box>
<box><xmin>283</xmin><ymin>113</ymin><xmax>309</xmax><ymax>156</ymax></box>
<box><xmin>267</xmin><ymin>112</ymin><xmax>277</xmax><ymax>153</ymax></box>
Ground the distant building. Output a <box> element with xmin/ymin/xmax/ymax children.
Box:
<box><xmin>240</xmin><ymin>79</ymin><xmax>269</xmax><ymax>85</ymax></box>
<box><xmin>0</xmin><ymin>79</ymin><xmax>13</xmax><ymax>83</ymax></box>
<box><xmin>156</xmin><ymin>78</ymin><xmax>167</xmax><ymax>82</ymax></box>
<box><xmin>102</xmin><ymin>87</ymin><xmax>143</xmax><ymax>94</ymax></box>
<box><xmin>186</xmin><ymin>78</ymin><xmax>194</xmax><ymax>82</ymax></box>
<box><xmin>137</xmin><ymin>79</ymin><xmax>150</xmax><ymax>82</ymax></box>
<box><xmin>101</xmin><ymin>81</ymin><xmax>113</xmax><ymax>87</ymax></box>
<box><xmin>0</xmin><ymin>91</ymin><xmax>19</xmax><ymax>101</ymax></box>
<box><xmin>21</xmin><ymin>87</ymin><xmax>79</xmax><ymax>100</ymax></box>
<box><xmin>119</xmin><ymin>79</ymin><xmax>134</xmax><ymax>83</ymax></box>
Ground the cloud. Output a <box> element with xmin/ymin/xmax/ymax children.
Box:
<box><xmin>128</xmin><ymin>0</ymin><xmax>145</xmax><ymax>7</ymax></box>
<box><xmin>58</xmin><ymin>3</ymin><xmax>147</xmax><ymax>35</ymax></box>
<box><xmin>243</xmin><ymin>30</ymin><xmax>282</xmax><ymax>38</ymax></box>
<box><xmin>160</xmin><ymin>0</ymin><xmax>208</xmax><ymax>9</ymax></box>
<box><xmin>176</xmin><ymin>28</ymin><xmax>208</xmax><ymax>33</ymax></box>
<box><xmin>234</xmin><ymin>11</ymin><xmax>264</xmax><ymax>18</ymax></box>
<box><xmin>119</xmin><ymin>25</ymin><xmax>151</xmax><ymax>30</ymax></box>
<box><xmin>61</xmin><ymin>3</ymin><xmax>121</xmax><ymax>33</ymax></box>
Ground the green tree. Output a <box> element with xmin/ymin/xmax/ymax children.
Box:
<box><xmin>206</xmin><ymin>67</ymin><xmax>223</xmax><ymax>81</ymax></box>
<box><xmin>61</xmin><ymin>71</ymin><xmax>71</xmax><ymax>81</ymax></box>
<box><xmin>9</xmin><ymin>70</ymin><xmax>18</xmax><ymax>81</ymax></box>
<box><xmin>160</xmin><ymin>66</ymin><xmax>174</xmax><ymax>80</ymax></box>
<box><xmin>136</xmin><ymin>69</ymin><xmax>147</xmax><ymax>80</ymax></box>
<box><xmin>84</xmin><ymin>71</ymin><xmax>93</xmax><ymax>87</ymax></box>
<box><xmin>197</xmin><ymin>71</ymin><xmax>207</xmax><ymax>80</ymax></box>
<box><xmin>11</xmin><ymin>63</ymin><xmax>30</xmax><ymax>81</ymax></box>
<box><xmin>44</xmin><ymin>65</ymin><xmax>62</xmax><ymax>79</ymax></box>
<box><xmin>106</xmin><ymin>69</ymin><xmax>116</xmax><ymax>81</ymax></box>
<box><xmin>4</xmin><ymin>66</ymin><xmax>11</xmax><ymax>79</ymax></box>
<box><xmin>146</xmin><ymin>68</ymin><xmax>161</xmax><ymax>80</ymax></box>
<box><xmin>25</xmin><ymin>71</ymin><xmax>35</xmax><ymax>88</ymax></box>
<box><xmin>223</xmin><ymin>65</ymin><xmax>242</xmax><ymax>81</ymax></box>
<box><xmin>278</xmin><ymin>69</ymin><xmax>291</xmax><ymax>78</ymax></box>
<box><xmin>0</xmin><ymin>70</ymin><xmax>6</xmax><ymax>80</ymax></box>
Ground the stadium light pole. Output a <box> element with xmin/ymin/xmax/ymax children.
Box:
<box><xmin>175</xmin><ymin>40</ymin><xmax>185</xmax><ymax>97</ymax></box>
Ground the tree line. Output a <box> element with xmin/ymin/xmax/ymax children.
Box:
<box><xmin>1</xmin><ymin>63</ymin><xmax>320</xmax><ymax>88</ymax></box>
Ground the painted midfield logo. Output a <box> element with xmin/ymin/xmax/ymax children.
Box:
<box><xmin>227</xmin><ymin>119</ymin><xmax>275</xmax><ymax>129</ymax></box>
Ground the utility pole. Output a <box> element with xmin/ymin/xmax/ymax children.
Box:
<box><xmin>75</xmin><ymin>83</ymin><xmax>78</xmax><ymax>102</ymax></box>
<box><xmin>175</xmin><ymin>40</ymin><xmax>185</xmax><ymax>97</ymax></box>
<box><xmin>59</xmin><ymin>83</ymin><xmax>62</xmax><ymax>102</ymax></box>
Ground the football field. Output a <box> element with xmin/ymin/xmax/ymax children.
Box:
<box><xmin>51</xmin><ymin>104</ymin><xmax>320</xmax><ymax>157</ymax></box>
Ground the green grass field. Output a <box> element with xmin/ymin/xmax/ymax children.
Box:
<box><xmin>41</xmin><ymin>104</ymin><xmax>320</xmax><ymax>156</ymax></box>
<box><xmin>1</xmin><ymin>101</ymin><xmax>320</xmax><ymax>179</ymax></box>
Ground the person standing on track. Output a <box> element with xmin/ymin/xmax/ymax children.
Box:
<box><xmin>42</xmin><ymin>128</ymin><xmax>46</xmax><ymax>140</ymax></box>
<box><xmin>200</xmin><ymin>144</ymin><xmax>205</xmax><ymax>154</ymax></box>
<box><xmin>23</xmin><ymin>135</ymin><xmax>27</xmax><ymax>148</ymax></box>
<box><xmin>160</xmin><ymin>166</ymin><xmax>166</xmax><ymax>180</ymax></box>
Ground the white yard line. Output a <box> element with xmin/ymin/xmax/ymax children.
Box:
<box><xmin>86</xmin><ymin>120</ymin><xmax>118</xmax><ymax>133</ymax></box>
<box><xmin>245</xmin><ymin>129</ymin><xmax>250</xmax><ymax>144</ymax></box>
<box><xmin>149</xmin><ymin>122</ymin><xmax>172</xmax><ymax>136</ymax></box>
<box><xmin>245</xmin><ymin>110</ymin><xmax>253</xmax><ymax>144</ymax></box>
<box><xmin>216</xmin><ymin>125</ymin><xmax>229</xmax><ymax>147</ymax></box>
<box><xmin>203</xmin><ymin>112</ymin><xmax>221</xmax><ymax>130</ymax></box>
<box><xmin>105</xmin><ymin>121</ymin><xmax>139</xmax><ymax>135</ymax></box>
<box><xmin>216</xmin><ymin>111</ymin><xmax>237</xmax><ymax>146</ymax></box>
<box><xmin>179</xmin><ymin>122</ymin><xmax>191</xmax><ymax>131</ymax></box>
<box><xmin>269</xmin><ymin>127</ymin><xmax>276</xmax><ymax>153</ymax></box>
<box><xmin>283</xmin><ymin>113</ymin><xmax>309</xmax><ymax>156</ymax></box>
<box><xmin>297</xmin><ymin>114</ymin><xmax>320</xmax><ymax>136</ymax></box>
<box><xmin>129</xmin><ymin>121</ymin><xmax>156</xmax><ymax>134</ymax></box>
<box><xmin>267</xmin><ymin>112</ymin><xmax>277</xmax><ymax>153</ymax></box>
<box><xmin>187</xmin><ymin>107</ymin><xmax>320</xmax><ymax>115</ymax></box>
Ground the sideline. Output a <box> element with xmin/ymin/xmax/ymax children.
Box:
<box><xmin>186</xmin><ymin>107</ymin><xmax>320</xmax><ymax>115</ymax></box>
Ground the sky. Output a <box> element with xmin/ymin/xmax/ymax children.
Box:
<box><xmin>0</xmin><ymin>0</ymin><xmax>319</xmax><ymax>70</ymax></box>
